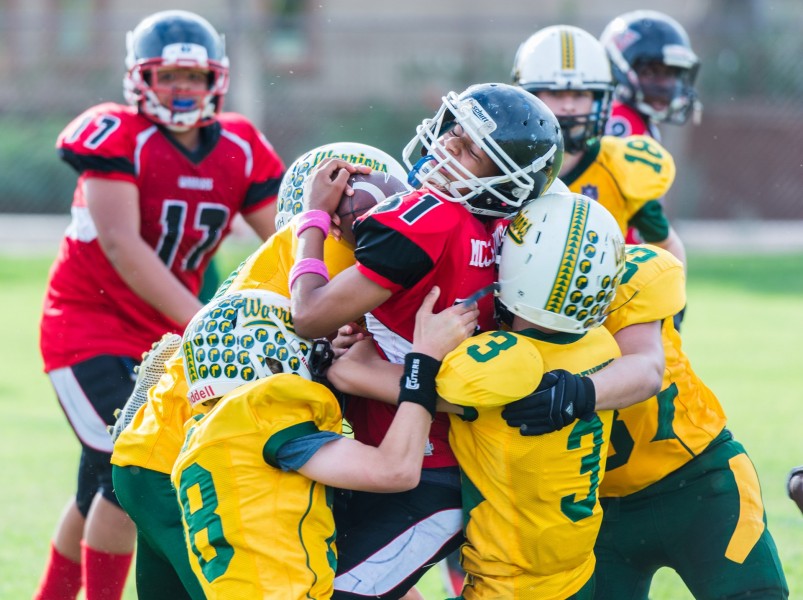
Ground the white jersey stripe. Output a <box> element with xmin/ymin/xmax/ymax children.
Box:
<box><xmin>333</xmin><ymin>507</ymin><xmax>462</xmax><ymax>595</ymax></box>
<box><xmin>49</xmin><ymin>367</ymin><xmax>114</xmax><ymax>453</ymax></box>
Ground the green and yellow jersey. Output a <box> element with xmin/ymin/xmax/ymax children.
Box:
<box><xmin>172</xmin><ymin>374</ymin><xmax>343</xmax><ymax>600</ymax></box>
<box><xmin>437</xmin><ymin>327</ymin><xmax>620</xmax><ymax>600</ymax></box>
<box><xmin>601</xmin><ymin>245</ymin><xmax>727</xmax><ymax>497</ymax></box>
<box><xmin>111</xmin><ymin>223</ymin><xmax>355</xmax><ymax>474</ymax></box>
<box><xmin>562</xmin><ymin>135</ymin><xmax>676</xmax><ymax>243</ymax></box>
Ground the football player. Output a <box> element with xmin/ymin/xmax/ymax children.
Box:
<box><xmin>110</xmin><ymin>142</ymin><xmax>408</xmax><ymax>599</ymax></box>
<box><xmin>600</xmin><ymin>10</ymin><xmax>702</xmax><ymax>140</ymax></box>
<box><xmin>170</xmin><ymin>286</ymin><xmax>476</xmax><ymax>600</ymax></box>
<box><xmin>512</xmin><ymin>24</ymin><xmax>686</xmax><ymax>269</ymax></box>
<box><xmin>501</xmin><ymin>243</ymin><xmax>789</xmax><ymax>598</ymax></box>
<box><xmin>34</xmin><ymin>10</ymin><xmax>285</xmax><ymax>600</ymax></box>
<box><xmin>600</xmin><ymin>10</ymin><xmax>701</xmax><ymax>250</ymax></box>
<box><xmin>289</xmin><ymin>82</ymin><xmax>562</xmax><ymax>599</ymax></box>
<box><xmin>329</xmin><ymin>193</ymin><xmax>626</xmax><ymax>598</ymax></box>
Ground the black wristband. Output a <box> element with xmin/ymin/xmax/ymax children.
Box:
<box><xmin>398</xmin><ymin>352</ymin><xmax>441</xmax><ymax>419</ymax></box>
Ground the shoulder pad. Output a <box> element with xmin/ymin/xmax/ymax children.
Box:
<box><xmin>605</xmin><ymin>245</ymin><xmax>685</xmax><ymax>332</ymax></box>
<box><xmin>599</xmin><ymin>135</ymin><xmax>676</xmax><ymax>202</ymax></box>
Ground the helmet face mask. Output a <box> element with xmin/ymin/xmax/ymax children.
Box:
<box><xmin>403</xmin><ymin>83</ymin><xmax>563</xmax><ymax>218</ymax></box>
<box><xmin>512</xmin><ymin>25</ymin><xmax>614</xmax><ymax>153</ymax></box>
<box><xmin>601</xmin><ymin>10</ymin><xmax>702</xmax><ymax>125</ymax></box>
<box><xmin>182</xmin><ymin>290</ymin><xmax>314</xmax><ymax>408</ymax></box>
<box><xmin>497</xmin><ymin>192</ymin><xmax>625</xmax><ymax>333</ymax></box>
<box><xmin>124</xmin><ymin>10</ymin><xmax>230</xmax><ymax>131</ymax></box>
<box><xmin>274</xmin><ymin>142</ymin><xmax>410</xmax><ymax>231</ymax></box>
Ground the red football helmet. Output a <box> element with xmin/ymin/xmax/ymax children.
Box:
<box><xmin>123</xmin><ymin>10</ymin><xmax>229</xmax><ymax>131</ymax></box>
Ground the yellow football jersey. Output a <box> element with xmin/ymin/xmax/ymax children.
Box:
<box><xmin>172</xmin><ymin>374</ymin><xmax>343</xmax><ymax>600</ymax></box>
<box><xmin>563</xmin><ymin>135</ymin><xmax>676</xmax><ymax>241</ymax></box>
<box><xmin>601</xmin><ymin>245</ymin><xmax>727</xmax><ymax>496</ymax></box>
<box><xmin>111</xmin><ymin>224</ymin><xmax>355</xmax><ymax>474</ymax></box>
<box><xmin>439</xmin><ymin>328</ymin><xmax>620</xmax><ymax>600</ymax></box>
<box><xmin>110</xmin><ymin>350</ymin><xmax>192</xmax><ymax>474</ymax></box>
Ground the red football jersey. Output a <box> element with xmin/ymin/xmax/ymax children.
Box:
<box><xmin>348</xmin><ymin>189</ymin><xmax>499</xmax><ymax>468</ymax></box>
<box><xmin>605</xmin><ymin>100</ymin><xmax>661</xmax><ymax>141</ymax></box>
<box><xmin>41</xmin><ymin>103</ymin><xmax>284</xmax><ymax>371</ymax></box>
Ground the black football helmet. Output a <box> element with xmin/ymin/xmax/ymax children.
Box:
<box><xmin>600</xmin><ymin>10</ymin><xmax>701</xmax><ymax>125</ymax></box>
<box><xmin>124</xmin><ymin>10</ymin><xmax>229</xmax><ymax>131</ymax></box>
<box><xmin>403</xmin><ymin>83</ymin><xmax>564</xmax><ymax>218</ymax></box>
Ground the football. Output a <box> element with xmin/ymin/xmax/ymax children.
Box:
<box><xmin>336</xmin><ymin>170</ymin><xmax>408</xmax><ymax>224</ymax></box>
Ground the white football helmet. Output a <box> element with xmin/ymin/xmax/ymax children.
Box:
<box><xmin>512</xmin><ymin>25</ymin><xmax>614</xmax><ymax>153</ymax></box>
<box><xmin>275</xmin><ymin>142</ymin><xmax>410</xmax><ymax>230</ymax></box>
<box><xmin>182</xmin><ymin>289</ymin><xmax>313</xmax><ymax>407</ymax></box>
<box><xmin>498</xmin><ymin>192</ymin><xmax>625</xmax><ymax>333</ymax></box>
<box><xmin>124</xmin><ymin>10</ymin><xmax>229</xmax><ymax>131</ymax></box>
<box><xmin>403</xmin><ymin>83</ymin><xmax>563</xmax><ymax>218</ymax></box>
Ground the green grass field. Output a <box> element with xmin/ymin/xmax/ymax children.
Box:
<box><xmin>2</xmin><ymin>248</ymin><xmax>802</xmax><ymax>599</ymax></box>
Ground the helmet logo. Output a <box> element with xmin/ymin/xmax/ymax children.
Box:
<box><xmin>161</xmin><ymin>42</ymin><xmax>210</xmax><ymax>66</ymax></box>
<box><xmin>506</xmin><ymin>212</ymin><xmax>532</xmax><ymax>246</ymax></box>
<box><xmin>461</xmin><ymin>99</ymin><xmax>497</xmax><ymax>137</ymax></box>
<box><xmin>613</xmin><ymin>29</ymin><xmax>641</xmax><ymax>52</ymax></box>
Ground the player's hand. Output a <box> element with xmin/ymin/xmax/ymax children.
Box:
<box><xmin>501</xmin><ymin>369</ymin><xmax>596</xmax><ymax>436</ymax></box>
<box><xmin>412</xmin><ymin>286</ymin><xmax>479</xmax><ymax>361</ymax></box>
<box><xmin>303</xmin><ymin>158</ymin><xmax>371</xmax><ymax>216</ymax></box>
<box><xmin>331</xmin><ymin>322</ymin><xmax>373</xmax><ymax>358</ymax></box>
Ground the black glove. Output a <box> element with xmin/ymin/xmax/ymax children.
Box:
<box><xmin>501</xmin><ymin>369</ymin><xmax>596</xmax><ymax>436</ymax></box>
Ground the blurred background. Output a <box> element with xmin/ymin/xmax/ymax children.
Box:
<box><xmin>0</xmin><ymin>0</ymin><xmax>801</xmax><ymax>235</ymax></box>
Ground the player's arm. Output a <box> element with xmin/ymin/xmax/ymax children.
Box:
<box><xmin>327</xmin><ymin>338</ymin><xmax>464</xmax><ymax>415</ymax></box>
<box><xmin>242</xmin><ymin>202</ymin><xmax>278</xmax><ymax>241</ymax></box>
<box><xmin>298</xmin><ymin>287</ymin><xmax>477</xmax><ymax>492</ymax></box>
<box><xmin>502</xmin><ymin>320</ymin><xmax>664</xmax><ymax>435</ymax></box>
<box><xmin>85</xmin><ymin>178</ymin><xmax>203</xmax><ymax>326</ymax></box>
<box><xmin>290</xmin><ymin>158</ymin><xmax>390</xmax><ymax>338</ymax></box>
<box><xmin>628</xmin><ymin>200</ymin><xmax>687</xmax><ymax>270</ymax></box>
<box><xmin>650</xmin><ymin>226</ymin><xmax>686</xmax><ymax>272</ymax></box>
<box><xmin>590</xmin><ymin>320</ymin><xmax>664</xmax><ymax>410</ymax></box>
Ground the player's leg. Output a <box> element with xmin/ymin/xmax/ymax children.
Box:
<box><xmin>33</xmin><ymin>501</ymin><xmax>85</xmax><ymax>600</ymax></box>
<box><xmin>42</xmin><ymin>356</ymin><xmax>139</xmax><ymax>600</ymax></box>
<box><xmin>112</xmin><ymin>464</ymin><xmax>204</xmax><ymax>600</ymax></box>
<box><xmin>332</xmin><ymin>473</ymin><xmax>463</xmax><ymax>600</ymax></box>
<box><xmin>593</xmin><ymin>495</ymin><xmax>663</xmax><ymax>600</ymax></box>
<box><xmin>658</xmin><ymin>434</ymin><xmax>789</xmax><ymax>599</ymax></box>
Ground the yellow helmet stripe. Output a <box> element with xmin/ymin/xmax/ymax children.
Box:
<box><xmin>560</xmin><ymin>28</ymin><xmax>575</xmax><ymax>71</ymax></box>
<box><xmin>546</xmin><ymin>199</ymin><xmax>588</xmax><ymax>313</ymax></box>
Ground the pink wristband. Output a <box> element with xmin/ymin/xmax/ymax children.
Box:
<box><xmin>296</xmin><ymin>210</ymin><xmax>331</xmax><ymax>237</ymax></box>
<box><xmin>289</xmin><ymin>258</ymin><xmax>330</xmax><ymax>290</ymax></box>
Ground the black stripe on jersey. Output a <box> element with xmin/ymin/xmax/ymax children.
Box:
<box><xmin>58</xmin><ymin>148</ymin><xmax>135</xmax><ymax>176</ymax></box>
<box><xmin>354</xmin><ymin>216</ymin><xmax>434</xmax><ymax>290</ymax></box>
<box><xmin>243</xmin><ymin>174</ymin><xmax>283</xmax><ymax>209</ymax></box>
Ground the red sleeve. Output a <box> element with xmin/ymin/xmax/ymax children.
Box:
<box><xmin>604</xmin><ymin>101</ymin><xmax>649</xmax><ymax>138</ymax></box>
<box><xmin>56</xmin><ymin>103</ymin><xmax>140</xmax><ymax>183</ymax></box>
<box><xmin>353</xmin><ymin>191</ymin><xmax>452</xmax><ymax>291</ymax></box>
<box><xmin>218</xmin><ymin>113</ymin><xmax>285</xmax><ymax>214</ymax></box>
